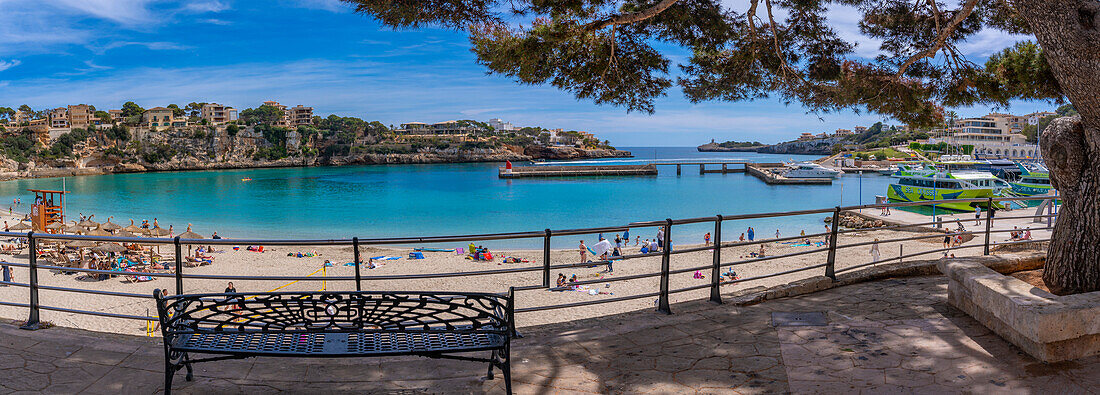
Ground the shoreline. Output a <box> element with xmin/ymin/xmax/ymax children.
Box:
<box><xmin>0</xmin><ymin>148</ymin><xmax>634</xmax><ymax>182</ymax></box>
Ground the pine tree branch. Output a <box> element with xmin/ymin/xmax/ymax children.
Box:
<box><xmin>585</xmin><ymin>0</ymin><xmax>681</xmax><ymax>30</ymax></box>
<box><xmin>897</xmin><ymin>0</ymin><xmax>980</xmax><ymax>76</ymax></box>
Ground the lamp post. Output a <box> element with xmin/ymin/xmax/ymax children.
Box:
<box><xmin>932</xmin><ymin>171</ymin><xmax>938</xmax><ymax>227</ymax></box>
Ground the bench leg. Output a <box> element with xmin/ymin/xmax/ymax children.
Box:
<box><xmin>164</xmin><ymin>359</ymin><xmax>176</xmax><ymax>394</ymax></box>
<box><xmin>502</xmin><ymin>344</ymin><xmax>512</xmax><ymax>395</ymax></box>
<box><xmin>485</xmin><ymin>349</ymin><xmax>496</xmax><ymax>380</ymax></box>
<box><xmin>183</xmin><ymin>353</ymin><xmax>194</xmax><ymax>381</ymax></box>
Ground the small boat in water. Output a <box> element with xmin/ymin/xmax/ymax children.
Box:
<box><xmin>782</xmin><ymin>162</ymin><xmax>843</xmax><ymax>178</ymax></box>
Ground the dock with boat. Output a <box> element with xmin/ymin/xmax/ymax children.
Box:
<box><xmin>500</xmin><ymin>161</ymin><xmax>836</xmax><ymax>184</ymax></box>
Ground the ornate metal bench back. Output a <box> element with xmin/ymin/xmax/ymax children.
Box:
<box><xmin>154</xmin><ymin>290</ymin><xmax>510</xmax><ymax>338</ymax></box>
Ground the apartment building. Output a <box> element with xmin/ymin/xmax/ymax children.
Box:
<box><xmin>12</xmin><ymin>110</ymin><xmax>32</xmax><ymax>125</ymax></box>
<box><xmin>108</xmin><ymin>109</ymin><xmax>124</xmax><ymax>123</ymax></box>
<box><xmin>1025</xmin><ymin>111</ymin><xmax>1056</xmax><ymax>125</ymax></box>
<box><xmin>487</xmin><ymin>118</ymin><xmax>517</xmax><ymax>131</ymax></box>
<box><xmin>287</xmin><ymin>105</ymin><xmax>314</xmax><ymax>127</ymax></box>
<box><xmin>47</xmin><ymin>108</ymin><xmax>69</xmax><ymax>128</ymax></box>
<box><xmin>143</xmin><ymin>107</ymin><xmax>175</xmax><ymax>131</ymax></box>
<box><xmin>395</xmin><ymin>121</ymin><xmax>485</xmax><ymax>138</ymax></box>
<box><xmin>200</xmin><ymin>103</ymin><xmax>238</xmax><ymax>124</ymax></box>
<box><xmin>834</xmin><ymin>129</ymin><xmax>853</xmax><ymax>136</ymax></box>
<box><xmin>853</xmin><ymin>126</ymin><xmax>867</xmax><ymax>134</ymax></box>
<box><xmin>547</xmin><ymin>129</ymin><xmax>578</xmax><ymax>146</ymax></box>
<box><xmin>930</xmin><ymin>113</ymin><xmax>1037</xmax><ymax>158</ymax></box>
<box><xmin>67</xmin><ymin>104</ymin><xmax>91</xmax><ymax>129</ymax></box>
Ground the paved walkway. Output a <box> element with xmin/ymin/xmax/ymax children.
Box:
<box><xmin>0</xmin><ymin>276</ymin><xmax>1096</xmax><ymax>394</ymax></box>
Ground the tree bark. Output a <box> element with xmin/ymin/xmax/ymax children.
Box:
<box><xmin>1013</xmin><ymin>0</ymin><xmax>1100</xmax><ymax>294</ymax></box>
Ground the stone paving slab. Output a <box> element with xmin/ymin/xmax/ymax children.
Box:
<box><xmin>0</xmin><ymin>275</ymin><xmax>1097</xmax><ymax>394</ymax></box>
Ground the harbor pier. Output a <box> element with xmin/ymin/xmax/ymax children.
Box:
<box><xmin>500</xmin><ymin>161</ymin><xmax>833</xmax><ymax>184</ymax></box>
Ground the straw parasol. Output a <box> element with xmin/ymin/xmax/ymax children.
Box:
<box><xmin>77</xmin><ymin>217</ymin><xmax>99</xmax><ymax>229</ymax></box>
<box><xmin>63</xmin><ymin>221</ymin><xmax>84</xmax><ymax>234</ymax></box>
<box><xmin>93</xmin><ymin>243</ymin><xmax>127</xmax><ymax>253</ymax></box>
<box><xmin>85</xmin><ymin>228</ymin><xmax>112</xmax><ymax>237</ymax></box>
<box><xmin>65</xmin><ymin>239</ymin><xmax>97</xmax><ymax>248</ymax></box>
<box><xmin>45</xmin><ymin>222</ymin><xmax>65</xmax><ymax>231</ymax></box>
<box><xmin>114</xmin><ymin>229</ymin><xmax>137</xmax><ymax>238</ymax></box>
<box><xmin>146</xmin><ymin>226</ymin><xmax>171</xmax><ymax>237</ymax></box>
<box><xmin>8</xmin><ymin>222</ymin><xmax>31</xmax><ymax>231</ymax></box>
<box><xmin>178</xmin><ymin>225</ymin><xmax>204</xmax><ymax>257</ymax></box>
<box><xmin>123</xmin><ymin>219</ymin><xmax>143</xmax><ymax>234</ymax></box>
<box><xmin>99</xmin><ymin>216</ymin><xmax>122</xmax><ymax>232</ymax></box>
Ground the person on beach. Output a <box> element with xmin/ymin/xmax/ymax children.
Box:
<box><xmin>739</xmin><ymin>233</ymin><xmax>745</xmax><ymax>242</ymax></box>
<box><xmin>974</xmin><ymin>206</ymin><xmax>982</xmax><ymax>226</ymax></box>
<box><xmin>579</xmin><ymin>240</ymin><xmax>587</xmax><ymax>262</ymax></box>
<box><xmin>870</xmin><ymin>238</ymin><xmax>881</xmax><ymax>262</ymax></box>
<box><xmin>2</xmin><ymin>264</ymin><xmax>11</xmax><ymax>285</ymax></box>
<box><xmin>747</xmin><ymin>227</ymin><xmax>754</xmax><ymax>241</ymax></box>
<box><xmin>1023</xmin><ymin>228</ymin><xmax>1032</xmax><ymax>240</ymax></box>
<box><xmin>3</xmin><ymin>221</ymin><xmax>7</xmax><ymax>232</ymax></box>
<box><xmin>656</xmin><ymin>228</ymin><xmax>664</xmax><ymax>246</ymax></box>
<box><xmin>649</xmin><ymin>239</ymin><xmax>660</xmax><ymax>252</ymax></box>
<box><xmin>943</xmin><ymin>231</ymin><xmax>953</xmax><ymax>249</ymax></box>
<box><xmin>556</xmin><ymin>273</ymin><xmax>567</xmax><ymax>288</ymax></box>
<box><xmin>800</xmin><ymin>229</ymin><xmax>805</xmax><ymax>236</ymax></box>
<box><xmin>635</xmin><ymin>236</ymin><xmax>640</xmax><ymax>246</ymax></box>
<box><xmin>775</xmin><ymin>229</ymin><xmax>780</xmax><ymax>239</ymax></box>
<box><xmin>758</xmin><ymin>244</ymin><xmax>766</xmax><ymax>258</ymax></box>
<box><xmin>704</xmin><ymin>232</ymin><xmax>711</xmax><ymax>245</ymax></box>
<box><xmin>615</xmin><ymin>235</ymin><xmax>622</xmax><ymax>251</ymax></box>
<box><xmin>224</xmin><ymin>282</ymin><xmax>241</xmax><ymax>311</ymax></box>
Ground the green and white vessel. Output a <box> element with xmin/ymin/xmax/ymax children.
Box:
<box><xmin>888</xmin><ymin>163</ymin><xmax>1010</xmax><ymax>211</ymax></box>
<box><xmin>1010</xmin><ymin>163</ymin><xmax>1054</xmax><ymax>196</ymax></box>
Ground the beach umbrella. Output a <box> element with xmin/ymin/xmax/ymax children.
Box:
<box><xmin>93</xmin><ymin>243</ymin><xmax>127</xmax><ymax>253</ymax></box>
<box><xmin>45</xmin><ymin>222</ymin><xmax>65</xmax><ymax>231</ymax></box>
<box><xmin>178</xmin><ymin>225</ymin><xmax>204</xmax><ymax>257</ymax></box>
<box><xmin>63</xmin><ymin>221</ymin><xmax>84</xmax><ymax>234</ymax></box>
<box><xmin>99</xmin><ymin>216</ymin><xmax>122</xmax><ymax>232</ymax></box>
<box><xmin>114</xmin><ymin>229</ymin><xmax>137</xmax><ymax>238</ymax></box>
<box><xmin>146</xmin><ymin>226</ymin><xmax>171</xmax><ymax>237</ymax></box>
<box><xmin>123</xmin><ymin>220</ymin><xmax>143</xmax><ymax>234</ymax></box>
<box><xmin>65</xmin><ymin>240</ymin><xmax>97</xmax><ymax>248</ymax></box>
<box><xmin>8</xmin><ymin>222</ymin><xmax>31</xmax><ymax>231</ymax></box>
<box><xmin>86</xmin><ymin>228</ymin><xmax>111</xmax><ymax>237</ymax></box>
<box><xmin>77</xmin><ymin>218</ymin><xmax>99</xmax><ymax>229</ymax></box>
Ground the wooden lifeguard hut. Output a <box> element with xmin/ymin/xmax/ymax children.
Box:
<box><xmin>29</xmin><ymin>189</ymin><xmax>67</xmax><ymax>233</ymax></box>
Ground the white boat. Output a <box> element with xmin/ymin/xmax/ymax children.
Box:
<box><xmin>782</xmin><ymin>162</ymin><xmax>843</xmax><ymax>178</ymax></box>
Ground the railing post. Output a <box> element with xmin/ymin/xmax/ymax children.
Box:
<box><xmin>542</xmin><ymin>229</ymin><xmax>551</xmax><ymax>289</ymax></box>
<box><xmin>984</xmin><ymin>198</ymin><xmax>995</xmax><ymax>255</ymax></box>
<box><xmin>709</xmin><ymin>215</ymin><xmax>723</xmax><ymax>304</ymax></box>
<box><xmin>20</xmin><ymin>231</ymin><xmax>39</xmax><ymax>330</ymax></box>
<box><xmin>353</xmin><ymin>237</ymin><xmax>362</xmax><ymax>291</ymax></box>
<box><xmin>657</xmin><ymin>219</ymin><xmax>673</xmax><ymax>314</ymax></box>
<box><xmin>825</xmin><ymin>207</ymin><xmax>840</xmax><ymax>281</ymax></box>
<box><xmin>174</xmin><ymin>236</ymin><xmax>183</xmax><ymax>294</ymax></box>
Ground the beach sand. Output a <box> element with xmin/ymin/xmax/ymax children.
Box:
<box><xmin>0</xmin><ymin>208</ymin><xmax>1050</xmax><ymax>336</ymax></box>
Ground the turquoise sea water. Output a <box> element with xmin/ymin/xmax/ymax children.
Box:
<box><xmin>0</xmin><ymin>147</ymin><xmax>900</xmax><ymax>248</ymax></box>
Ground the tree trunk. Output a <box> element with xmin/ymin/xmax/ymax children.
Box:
<box><xmin>1013</xmin><ymin>0</ymin><xmax>1100</xmax><ymax>294</ymax></box>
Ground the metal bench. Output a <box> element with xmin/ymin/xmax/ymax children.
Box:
<box><xmin>153</xmin><ymin>289</ymin><xmax>514</xmax><ymax>394</ymax></box>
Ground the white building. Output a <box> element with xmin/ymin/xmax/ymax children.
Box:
<box><xmin>1025</xmin><ymin>111</ymin><xmax>1056</xmax><ymax>125</ymax></box>
<box><xmin>487</xmin><ymin>118</ymin><xmax>517</xmax><ymax>131</ymax></box>
<box><xmin>929</xmin><ymin>114</ymin><xmax>1039</xmax><ymax>159</ymax></box>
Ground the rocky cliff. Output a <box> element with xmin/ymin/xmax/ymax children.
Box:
<box><xmin>523</xmin><ymin>145</ymin><xmax>632</xmax><ymax>160</ymax></box>
<box><xmin>696</xmin><ymin>142</ymin><xmax>764</xmax><ymax>152</ymax></box>
<box><xmin>755</xmin><ymin>136</ymin><xmax>844</xmax><ymax>155</ymax></box>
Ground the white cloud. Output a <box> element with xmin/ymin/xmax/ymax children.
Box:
<box><xmin>100</xmin><ymin>41</ymin><xmax>192</xmax><ymax>53</ymax></box>
<box><xmin>184</xmin><ymin>0</ymin><xmax>229</xmax><ymax>13</ymax></box>
<box><xmin>290</xmin><ymin>0</ymin><xmax>347</xmax><ymax>12</ymax></box>
<box><xmin>48</xmin><ymin>0</ymin><xmax>156</xmax><ymax>25</ymax></box>
<box><xmin>0</xmin><ymin>59</ymin><xmax>20</xmax><ymax>72</ymax></box>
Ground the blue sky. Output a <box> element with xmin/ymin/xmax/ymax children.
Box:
<box><xmin>0</xmin><ymin>0</ymin><xmax>1059</xmax><ymax>146</ymax></box>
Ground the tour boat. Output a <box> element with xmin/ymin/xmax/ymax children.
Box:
<box><xmin>1010</xmin><ymin>163</ymin><xmax>1054</xmax><ymax>196</ymax></box>
<box><xmin>888</xmin><ymin>168</ymin><xmax>1010</xmax><ymax>211</ymax></box>
<box><xmin>781</xmin><ymin>162</ymin><xmax>843</xmax><ymax>178</ymax></box>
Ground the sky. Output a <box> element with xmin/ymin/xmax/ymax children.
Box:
<box><xmin>0</xmin><ymin>0</ymin><xmax>1060</xmax><ymax>146</ymax></box>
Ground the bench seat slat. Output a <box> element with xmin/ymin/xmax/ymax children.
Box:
<box><xmin>174</xmin><ymin>331</ymin><xmax>504</xmax><ymax>357</ymax></box>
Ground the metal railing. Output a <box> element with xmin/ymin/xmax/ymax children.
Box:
<box><xmin>0</xmin><ymin>195</ymin><xmax>1058</xmax><ymax>330</ymax></box>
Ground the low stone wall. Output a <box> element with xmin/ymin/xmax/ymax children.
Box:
<box><xmin>722</xmin><ymin>253</ymin><xmax>1045</xmax><ymax>307</ymax></box>
<box><xmin>938</xmin><ymin>259</ymin><xmax>1100</xmax><ymax>362</ymax></box>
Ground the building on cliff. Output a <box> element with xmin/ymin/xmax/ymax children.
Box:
<box><xmin>143</xmin><ymin>107</ymin><xmax>175</xmax><ymax>131</ymax></box>
<box><xmin>200</xmin><ymin>103</ymin><xmax>238</xmax><ymax>125</ymax></box>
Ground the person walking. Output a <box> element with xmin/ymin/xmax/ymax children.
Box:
<box><xmin>704</xmin><ymin>232</ymin><xmax>711</xmax><ymax>245</ymax></box>
<box><xmin>974</xmin><ymin>206</ymin><xmax>982</xmax><ymax>226</ymax></box>
<box><xmin>775</xmin><ymin>229</ymin><xmax>780</xmax><ymax>239</ymax></box>
<box><xmin>870</xmin><ymin>238</ymin><xmax>881</xmax><ymax>262</ymax></box>
<box><xmin>579</xmin><ymin>240</ymin><xmax>587</xmax><ymax>262</ymax></box>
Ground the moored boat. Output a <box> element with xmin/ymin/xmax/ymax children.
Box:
<box><xmin>888</xmin><ymin>168</ymin><xmax>1010</xmax><ymax>211</ymax></box>
<box><xmin>1010</xmin><ymin>163</ymin><xmax>1054</xmax><ymax>196</ymax></box>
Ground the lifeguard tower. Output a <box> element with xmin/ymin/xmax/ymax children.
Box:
<box><xmin>29</xmin><ymin>189</ymin><xmax>67</xmax><ymax>233</ymax></box>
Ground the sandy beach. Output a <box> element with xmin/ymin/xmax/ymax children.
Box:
<box><xmin>0</xmin><ymin>206</ymin><xmax>1051</xmax><ymax>337</ymax></box>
